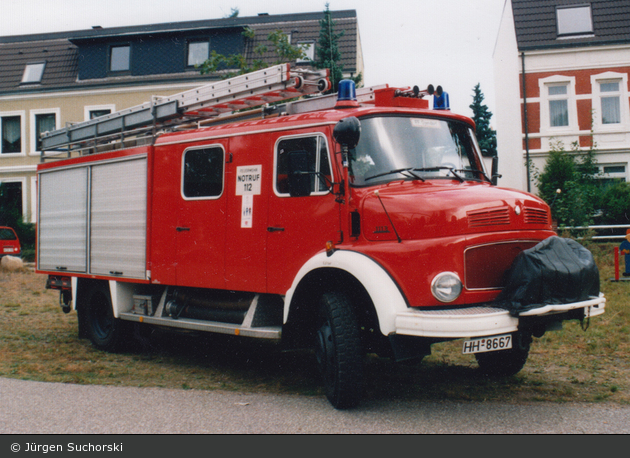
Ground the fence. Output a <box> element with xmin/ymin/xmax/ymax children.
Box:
<box><xmin>557</xmin><ymin>224</ymin><xmax>630</xmax><ymax>241</ymax></box>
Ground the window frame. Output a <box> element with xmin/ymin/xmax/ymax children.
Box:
<box><xmin>273</xmin><ymin>133</ymin><xmax>333</xmax><ymax>197</ymax></box>
<box><xmin>539</xmin><ymin>76</ymin><xmax>577</xmax><ymax>134</ymax></box>
<box><xmin>30</xmin><ymin>108</ymin><xmax>60</xmax><ymax>155</ymax></box>
<box><xmin>591</xmin><ymin>72</ymin><xmax>629</xmax><ymax>130</ymax></box>
<box><xmin>296</xmin><ymin>41</ymin><xmax>315</xmax><ymax>63</ymax></box>
<box><xmin>180</xmin><ymin>145</ymin><xmax>226</xmax><ymax>201</ymax></box>
<box><xmin>556</xmin><ymin>4</ymin><xmax>594</xmax><ymax>37</ymax></box>
<box><xmin>84</xmin><ymin>105</ymin><xmax>116</xmax><ymax>121</ymax></box>
<box><xmin>0</xmin><ymin>111</ymin><xmax>25</xmax><ymax>156</ymax></box>
<box><xmin>109</xmin><ymin>44</ymin><xmax>131</xmax><ymax>73</ymax></box>
<box><xmin>0</xmin><ymin>178</ymin><xmax>27</xmax><ymax>219</ymax></box>
<box><xmin>187</xmin><ymin>40</ymin><xmax>211</xmax><ymax>67</ymax></box>
<box><xmin>21</xmin><ymin>62</ymin><xmax>46</xmax><ymax>84</ymax></box>
<box><xmin>599</xmin><ymin>163</ymin><xmax>627</xmax><ymax>184</ymax></box>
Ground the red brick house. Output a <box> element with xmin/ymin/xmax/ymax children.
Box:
<box><xmin>493</xmin><ymin>0</ymin><xmax>630</xmax><ymax>192</ymax></box>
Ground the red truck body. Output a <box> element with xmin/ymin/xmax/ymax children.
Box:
<box><xmin>36</xmin><ymin>66</ymin><xmax>605</xmax><ymax>409</ymax></box>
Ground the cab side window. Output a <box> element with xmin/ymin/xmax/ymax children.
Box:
<box><xmin>182</xmin><ymin>146</ymin><xmax>224</xmax><ymax>199</ymax></box>
<box><xmin>275</xmin><ymin>135</ymin><xmax>332</xmax><ymax>195</ymax></box>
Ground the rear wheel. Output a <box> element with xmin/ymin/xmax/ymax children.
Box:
<box><xmin>314</xmin><ymin>292</ymin><xmax>364</xmax><ymax>409</ymax></box>
<box><xmin>85</xmin><ymin>283</ymin><xmax>129</xmax><ymax>352</ymax></box>
<box><xmin>475</xmin><ymin>331</ymin><xmax>532</xmax><ymax>377</ymax></box>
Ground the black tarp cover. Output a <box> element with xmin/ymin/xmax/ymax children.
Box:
<box><xmin>492</xmin><ymin>236</ymin><xmax>600</xmax><ymax>316</ymax></box>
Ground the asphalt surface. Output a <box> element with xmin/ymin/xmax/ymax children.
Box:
<box><xmin>1</xmin><ymin>377</ymin><xmax>630</xmax><ymax>434</ymax></box>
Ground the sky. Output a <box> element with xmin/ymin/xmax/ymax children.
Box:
<box><xmin>0</xmin><ymin>0</ymin><xmax>506</xmax><ymax>118</ymax></box>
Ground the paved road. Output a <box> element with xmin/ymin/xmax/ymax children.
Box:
<box><xmin>1</xmin><ymin>377</ymin><xmax>629</xmax><ymax>434</ymax></box>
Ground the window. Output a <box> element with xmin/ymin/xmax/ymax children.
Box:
<box><xmin>275</xmin><ymin>135</ymin><xmax>332</xmax><ymax>195</ymax></box>
<box><xmin>182</xmin><ymin>146</ymin><xmax>224</xmax><ymax>199</ymax></box>
<box><xmin>85</xmin><ymin>105</ymin><xmax>115</xmax><ymax>121</ymax></box>
<box><xmin>188</xmin><ymin>41</ymin><xmax>210</xmax><ymax>67</ymax></box>
<box><xmin>600</xmin><ymin>81</ymin><xmax>621</xmax><ymax>125</ymax></box>
<box><xmin>1</xmin><ymin>115</ymin><xmax>22</xmax><ymax>154</ymax></box>
<box><xmin>35</xmin><ymin>113</ymin><xmax>56</xmax><ymax>152</ymax></box>
<box><xmin>0</xmin><ymin>180</ymin><xmax>24</xmax><ymax>218</ymax></box>
<box><xmin>548</xmin><ymin>84</ymin><xmax>569</xmax><ymax>127</ymax></box>
<box><xmin>110</xmin><ymin>45</ymin><xmax>130</xmax><ymax>72</ymax></box>
<box><xmin>89</xmin><ymin>109</ymin><xmax>111</xmax><ymax>119</ymax></box>
<box><xmin>297</xmin><ymin>41</ymin><xmax>315</xmax><ymax>63</ymax></box>
<box><xmin>557</xmin><ymin>5</ymin><xmax>593</xmax><ymax>37</ymax></box>
<box><xmin>600</xmin><ymin>164</ymin><xmax>627</xmax><ymax>185</ymax></box>
<box><xmin>21</xmin><ymin>62</ymin><xmax>46</xmax><ymax>84</ymax></box>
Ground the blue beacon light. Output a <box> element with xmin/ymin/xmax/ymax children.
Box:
<box><xmin>336</xmin><ymin>80</ymin><xmax>359</xmax><ymax>108</ymax></box>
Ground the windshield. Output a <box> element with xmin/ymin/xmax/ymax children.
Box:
<box><xmin>348</xmin><ymin>116</ymin><xmax>488</xmax><ymax>186</ymax></box>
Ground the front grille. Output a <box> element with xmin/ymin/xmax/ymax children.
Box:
<box><xmin>467</xmin><ymin>207</ymin><xmax>510</xmax><ymax>228</ymax></box>
<box><xmin>524</xmin><ymin>207</ymin><xmax>549</xmax><ymax>225</ymax></box>
<box><xmin>465</xmin><ymin>240</ymin><xmax>540</xmax><ymax>289</ymax></box>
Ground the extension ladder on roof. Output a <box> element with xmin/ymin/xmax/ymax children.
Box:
<box><xmin>39</xmin><ymin>64</ymin><xmax>331</xmax><ymax>155</ymax></box>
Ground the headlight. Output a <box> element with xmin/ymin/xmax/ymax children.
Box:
<box><xmin>431</xmin><ymin>272</ymin><xmax>462</xmax><ymax>303</ymax></box>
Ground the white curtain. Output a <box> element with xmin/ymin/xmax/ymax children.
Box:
<box><xmin>1</xmin><ymin>116</ymin><xmax>21</xmax><ymax>153</ymax></box>
<box><xmin>601</xmin><ymin>97</ymin><xmax>620</xmax><ymax>124</ymax></box>
<box><xmin>549</xmin><ymin>100</ymin><xmax>569</xmax><ymax>127</ymax></box>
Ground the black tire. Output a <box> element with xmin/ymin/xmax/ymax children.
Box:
<box><xmin>475</xmin><ymin>331</ymin><xmax>532</xmax><ymax>377</ymax></box>
<box><xmin>314</xmin><ymin>291</ymin><xmax>364</xmax><ymax>409</ymax></box>
<box><xmin>85</xmin><ymin>283</ymin><xmax>129</xmax><ymax>352</ymax></box>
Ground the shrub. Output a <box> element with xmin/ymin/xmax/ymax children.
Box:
<box><xmin>600</xmin><ymin>181</ymin><xmax>630</xmax><ymax>225</ymax></box>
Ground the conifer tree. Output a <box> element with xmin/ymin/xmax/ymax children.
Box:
<box><xmin>469</xmin><ymin>83</ymin><xmax>497</xmax><ymax>157</ymax></box>
<box><xmin>315</xmin><ymin>4</ymin><xmax>362</xmax><ymax>92</ymax></box>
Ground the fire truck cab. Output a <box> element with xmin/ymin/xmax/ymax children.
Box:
<box><xmin>37</xmin><ymin>65</ymin><xmax>605</xmax><ymax>409</ymax></box>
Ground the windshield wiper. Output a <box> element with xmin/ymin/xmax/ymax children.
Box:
<box><xmin>365</xmin><ymin>167</ymin><xmax>425</xmax><ymax>182</ymax></box>
<box><xmin>411</xmin><ymin>166</ymin><xmax>464</xmax><ymax>182</ymax></box>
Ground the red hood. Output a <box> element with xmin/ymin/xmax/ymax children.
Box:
<box><xmin>358</xmin><ymin>181</ymin><xmax>551</xmax><ymax>241</ymax></box>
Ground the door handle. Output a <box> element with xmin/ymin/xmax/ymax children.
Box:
<box><xmin>176</xmin><ymin>227</ymin><xmax>190</xmax><ymax>232</ymax></box>
<box><xmin>267</xmin><ymin>227</ymin><xmax>285</xmax><ymax>232</ymax></box>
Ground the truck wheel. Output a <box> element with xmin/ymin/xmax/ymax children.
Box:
<box><xmin>85</xmin><ymin>283</ymin><xmax>129</xmax><ymax>353</ymax></box>
<box><xmin>314</xmin><ymin>291</ymin><xmax>364</xmax><ymax>409</ymax></box>
<box><xmin>475</xmin><ymin>331</ymin><xmax>532</xmax><ymax>377</ymax></box>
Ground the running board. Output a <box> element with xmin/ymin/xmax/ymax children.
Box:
<box><xmin>119</xmin><ymin>313</ymin><xmax>282</xmax><ymax>340</ymax></box>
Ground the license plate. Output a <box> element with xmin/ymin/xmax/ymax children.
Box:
<box><xmin>3</xmin><ymin>247</ymin><xmax>13</xmax><ymax>253</ymax></box>
<box><xmin>462</xmin><ymin>334</ymin><xmax>512</xmax><ymax>354</ymax></box>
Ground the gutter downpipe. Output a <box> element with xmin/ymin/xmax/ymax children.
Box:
<box><xmin>521</xmin><ymin>51</ymin><xmax>531</xmax><ymax>193</ymax></box>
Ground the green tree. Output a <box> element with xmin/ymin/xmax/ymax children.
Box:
<box><xmin>535</xmin><ymin>139</ymin><xmax>602</xmax><ymax>227</ymax></box>
<box><xmin>315</xmin><ymin>3</ymin><xmax>362</xmax><ymax>92</ymax></box>
<box><xmin>469</xmin><ymin>83</ymin><xmax>497</xmax><ymax>157</ymax></box>
<box><xmin>600</xmin><ymin>181</ymin><xmax>630</xmax><ymax>224</ymax></box>
<box><xmin>197</xmin><ymin>29</ymin><xmax>308</xmax><ymax>78</ymax></box>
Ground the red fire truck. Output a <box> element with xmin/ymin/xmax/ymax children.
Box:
<box><xmin>37</xmin><ymin>64</ymin><xmax>605</xmax><ymax>409</ymax></box>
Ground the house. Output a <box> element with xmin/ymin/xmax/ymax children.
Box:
<box><xmin>0</xmin><ymin>10</ymin><xmax>363</xmax><ymax>224</ymax></box>
<box><xmin>493</xmin><ymin>0</ymin><xmax>630</xmax><ymax>193</ymax></box>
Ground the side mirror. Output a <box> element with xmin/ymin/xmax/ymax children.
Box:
<box><xmin>491</xmin><ymin>156</ymin><xmax>502</xmax><ymax>186</ymax></box>
<box><xmin>333</xmin><ymin>117</ymin><xmax>361</xmax><ymax>149</ymax></box>
<box><xmin>287</xmin><ymin>151</ymin><xmax>312</xmax><ymax>197</ymax></box>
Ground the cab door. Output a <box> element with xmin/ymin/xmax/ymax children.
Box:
<box><xmin>266</xmin><ymin>132</ymin><xmax>340</xmax><ymax>294</ymax></box>
<box><xmin>175</xmin><ymin>144</ymin><xmax>228</xmax><ymax>289</ymax></box>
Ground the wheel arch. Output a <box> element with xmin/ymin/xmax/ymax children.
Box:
<box><xmin>283</xmin><ymin>251</ymin><xmax>408</xmax><ymax>347</ymax></box>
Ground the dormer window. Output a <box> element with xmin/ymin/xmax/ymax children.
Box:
<box><xmin>21</xmin><ymin>62</ymin><xmax>46</xmax><ymax>84</ymax></box>
<box><xmin>557</xmin><ymin>5</ymin><xmax>594</xmax><ymax>37</ymax></box>
<box><xmin>110</xmin><ymin>45</ymin><xmax>130</xmax><ymax>72</ymax></box>
<box><xmin>188</xmin><ymin>41</ymin><xmax>210</xmax><ymax>67</ymax></box>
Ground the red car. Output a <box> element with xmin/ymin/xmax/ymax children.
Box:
<box><xmin>0</xmin><ymin>227</ymin><xmax>21</xmax><ymax>257</ymax></box>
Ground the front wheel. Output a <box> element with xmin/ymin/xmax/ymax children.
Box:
<box><xmin>85</xmin><ymin>283</ymin><xmax>130</xmax><ymax>352</ymax></box>
<box><xmin>475</xmin><ymin>331</ymin><xmax>532</xmax><ymax>377</ymax></box>
<box><xmin>314</xmin><ymin>292</ymin><xmax>364</xmax><ymax>409</ymax></box>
